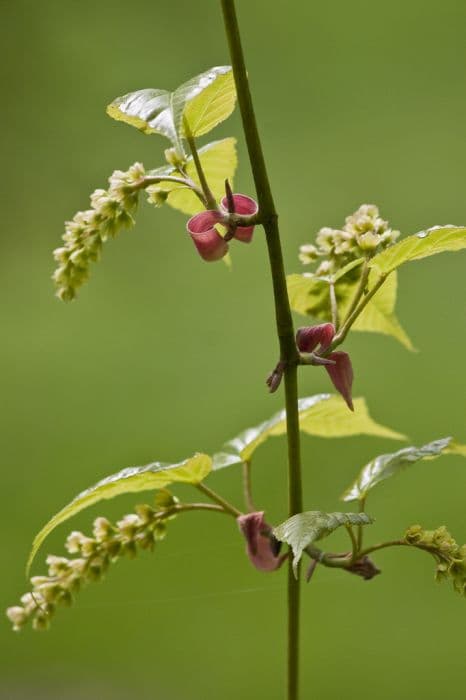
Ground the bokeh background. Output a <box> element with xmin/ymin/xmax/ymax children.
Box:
<box><xmin>1</xmin><ymin>1</ymin><xmax>465</xmax><ymax>698</ymax></box>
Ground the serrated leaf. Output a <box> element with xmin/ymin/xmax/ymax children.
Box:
<box><xmin>342</xmin><ymin>271</ymin><xmax>415</xmax><ymax>350</ymax></box>
<box><xmin>212</xmin><ymin>395</ymin><xmax>405</xmax><ymax>470</ymax></box>
<box><xmin>341</xmin><ymin>437</ymin><xmax>457</xmax><ymax>502</ymax></box>
<box><xmin>107</xmin><ymin>88</ymin><xmax>182</xmax><ymax>152</ymax></box>
<box><xmin>273</xmin><ymin>511</ymin><xmax>374</xmax><ymax>574</ymax></box>
<box><xmin>27</xmin><ymin>453</ymin><xmax>211</xmax><ymax>573</ymax></box>
<box><xmin>174</xmin><ymin>66</ymin><xmax>236</xmax><ymax>138</ymax></box>
<box><xmin>370</xmin><ymin>226</ymin><xmax>466</xmax><ymax>275</ymax></box>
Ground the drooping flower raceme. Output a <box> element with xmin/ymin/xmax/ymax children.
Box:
<box><xmin>52</xmin><ymin>163</ymin><xmax>145</xmax><ymax>301</ymax></box>
<box><xmin>296</xmin><ymin>323</ymin><xmax>354</xmax><ymax>411</ymax></box>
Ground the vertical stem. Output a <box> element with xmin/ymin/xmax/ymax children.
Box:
<box><xmin>220</xmin><ymin>3</ymin><xmax>303</xmax><ymax>699</ymax></box>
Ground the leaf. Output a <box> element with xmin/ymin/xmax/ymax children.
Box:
<box><xmin>341</xmin><ymin>437</ymin><xmax>457</xmax><ymax>502</ymax></box>
<box><xmin>331</xmin><ymin>258</ymin><xmax>365</xmax><ymax>282</ymax></box>
<box><xmin>174</xmin><ymin>66</ymin><xmax>236</xmax><ymax>138</ymax></box>
<box><xmin>27</xmin><ymin>453</ymin><xmax>211</xmax><ymax>573</ymax></box>
<box><xmin>296</xmin><ymin>395</ymin><xmax>406</xmax><ymax>441</ymax></box>
<box><xmin>287</xmin><ymin>273</ymin><xmax>333</xmax><ymax>318</ymax></box>
<box><xmin>106</xmin><ymin>67</ymin><xmax>236</xmax><ymax>156</ymax></box>
<box><xmin>273</xmin><ymin>511</ymin><xmax>374</xmax><ymax>574</ymax></box>
<box><xmin>370</xmin><ymin>226</ymin><xmax>466</xmax><ymax>275</ymax></box>
<box><xmin>107</xmin><ymin>88</ymin><xmax>182</xmax><ymax>152</ymax></box>
<box><xmin>446</xmin><ymin>441</ymin><xmax>466</xmax><ymax>457</ymax></box>
<box><xmin>169</xmin><ymin>138</ymin><xmax>237</xmax><ymax>215</ymax></box>
<box><xmin>212</xmin><ymin>395</ymin><xmax>405</xmax><ymax>470</ymax></box>
<box><xmin>342</xmin><ymin>271</ymin><xmax>415</xmax><ymax>350</ymax></box>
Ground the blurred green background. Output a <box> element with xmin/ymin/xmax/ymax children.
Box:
<box><xmin>1</xmin><ymin>1</ymin><xmax>465</xmax><ymax>698</ymax></box>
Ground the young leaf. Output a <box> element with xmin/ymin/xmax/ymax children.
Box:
<box><xmin>160</xmin><ymin>138</ymin><xmax>237</xmax><ymax>215</ymax></box>
<box><xmin>212</xmin><ymin>395</ymin><xmax>405</xmax><ymax>470</ymax></box>
<box><xmin>370</xmin><ymin>226</ymin><xmax>466</xmax><ymax>275</ymax></box>
<box><xmin>343</xmin><ymin>271</ymin><xmax>415</xmax><ymax>350</ymax></box>
<box><xmin>288</xmin><ymin>270</ymin><xmax>413</xmax><ymax>349</ymax></box>
<box><xmin>27</xmin><ymin>453</ymin><xmax>212</xmax><ymax>573</ymax></box>
<box><xmin>287</xmin><ymin>273</ymin><xmax>336</xmax><ymax>319</ymax></box>
<box><xmin>273</xmin><ymin>511</ymin><xmax>374</xmax><ymax>574</ymax></box>
<box><xmin>341</xmin><ymin>437</ymin><xmax>458</xmax><ymax>502</ymax></box>
<box><xmin>106</xmin><ymin>89</ymin><xmax>182</xmax><ymax>152</ymax></box>
<box><xmin>174</xmin><ymin>66</ymin><xmax>236</xmax><ymax>138</ymax></box>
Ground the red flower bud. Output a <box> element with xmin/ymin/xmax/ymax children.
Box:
<box><xmin>186</xmin><ymin>211</ymin><xmax>228</xmax><ymax>262</ymax></box>
<box><xmin>221</xmin><ymin>193</ymin><xmax>258</xmax><ymax>243</ymax></box>
<box><xmin>237</xmin><ymin>512</ymin><xmax>286</xmax><ymax>572</ymax></box>
<box><xmin>296</xmin><ymin>323</ymin><xmax>335</xmax><ymax>353</ymax></box>
<box><xmin>325</xmin><ymin>351</ymin><xmax>354</xmax><ymax>411</ymax></box>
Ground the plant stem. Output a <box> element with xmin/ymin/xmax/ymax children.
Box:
<box><xmin>221</xmin><ymin>3</ymin><xmax>303</xmax><ymax>699</ymax></box>
<box><xmin>242</xmin><ymin>461</ymin><xmax>256</xmax><ymax>512</ymax></box>
<box><xmin>184</xmin><ymin>120</ymin><xmax>218</xmax><ymax>209</ymax></box>
<box><xmin>196</xmin><ymin>482</ymin><xmax>243</xmax><ymax>517</ymax></box>
<box><xmin>332</xmin><ymin>271</ymin><xmax>388</xmax><ymax>348</ymax></box>
<box><xmin>137</xmin><ymin>174</ymin><xmax>207</xmax><ymax>206</ymax></box>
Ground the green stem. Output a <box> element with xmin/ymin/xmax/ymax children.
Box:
<box><xmin>137</xmin><ymin>174</ymin><xmax>207</xmax><ymax>207</ymax></box>
<box><xmin>242</xmin><ymin>461</ymin><xmax>256</xmax><ymax>512</ymax></box>
<box><xmin>221</xmin><ymin>3</ymin><xmax>302</xmax><ymax>699</ymax></box>
<box><xmin>346</xmin><ymin>525</ymin><xmax>359</xmax><ymax>564</ymax></box>
<box><xmin>332</xmin><ymin>271</ymin><xmax>388</xmax><ymax>348</ymax></box>
<box><xmin>184</xmin><ymin>120</ymin><xmax>218</xmax><ymax>209</ymax></box>
<box><xmin>329</xmin><ymin>281</ymin><xmax>339</xmax><ymax>330</ymax></box>
<box><xmin>357</xmin><ymin>497</ymin><xmax>366</xmax><ymax>551</ymax></box>
<box><xmin>196</xmin><ymin>482</ymin><xmax>243</xmax><ymax>518</ymax></box>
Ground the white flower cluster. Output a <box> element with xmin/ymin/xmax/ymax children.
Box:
<box><xmin>6</xmin><ymin>500</ymin><xmax>172</xmax><ymax>632</ymax></box>
<box><xmin>299</xmin><ymin>204</ymin><xmax>400</xmax><ymax>275</ymax></box>
<box><xmin>53</xmin><ymin>163</ymin><xmax>146</xmax><ymax>301</ymax></box>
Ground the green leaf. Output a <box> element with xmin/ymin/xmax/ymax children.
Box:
<box><xmin>27</xmin><ymin>453</ymin><xmax>211</xmax><ymax>573</ymax></box>
<box><xmin>273</xmin><ymin>511</ymin><xmax>374</xmax><ymax>574</ymax></box>
<box><xmin>370</xmin><ymin>226</ymin><xmax>466</xmax><ymax>275</ymax></box>
<box><xmin>106</xmin><ymin>67</ymin><xmax>236</xmax><ymax>155</ymax></box>
<box><xmin>288</xmin><ymin>268</ymin><xmax>414</xmax><ymax>350</ymax></box>
<box><xmin>175</xmin><ymin>66</ymin><xmax>236</xmax><ymax>138</ymax></box>
<box><xmin>168</xmin><ymin>138</ymin><xmax>237</xmax><ymax>215</ymax></box>
<box><xmin>212</xmin><ymin>395</ymin><xmax>405</xmax><ymax>470</ymax></box>
<box><xmin>341</xmin><ymin>437</ymin><xmax>458</xmax><ymax>502</ymax></box>
<box><xmin>107</xmin><ymin>88</ymin><xmax>182</xmax><ymax>152</ymax></box>
<box><xmin>287</xmin><ymin>273</ymin><xmax>333</xmax><ymax>318</ymax></box>
<box><xmin>342</xmin><ymin>271</ymin><xmax>415</xmax><ymax>350</ymax></box>
<box><xmin>446</xmin><ymin>441</ymin><xmax>466</xmax><ymax>457</ymax></box>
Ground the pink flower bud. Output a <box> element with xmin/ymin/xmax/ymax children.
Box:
<box><xmin>296</xmin><ymin>323</ymin><xmax>335</xmax><ymax>353</ymax></box>
<box><xmin>186</xmin><ymin>211</ymin><xmax>228</xmax><ymax>261</ymax></box>
<box><xmin>237</xmin><ymin>512</ymin><xmax>285</xmax><ymax>572</ymax></box>
<box><xmin>324</xmin><ymin>351</ymin><xmax>354</xmax><ymax>411</ymax></box>
<box><xmin>221</xmin><ymin>193</ymin><xmax>258</xmax><ymax>243</ymax></box>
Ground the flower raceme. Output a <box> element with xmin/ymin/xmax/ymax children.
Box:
<box><xmin>187</xmin><ymin>193</ymin><xmax>258</xmax><ymax>261</ymax></box>
<box><xmin>296</xmin><ymin>323</ymin><xmax>354</xmax><ymax>411</ymax></box>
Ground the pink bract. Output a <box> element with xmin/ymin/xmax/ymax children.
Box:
<box><xmin>237</xmin><ymin>511</ymin><xmax>285</xmax><ymax>572</ymax></box>
<box><xmin>186</xmin><ymin>210</ymin><xmax>228</xmax><ymax>262</ymax></box>
<box><xmin>296</xmin><ymin>323</ymin><xmax>335</xmax><ymax>353</ymax></box>
<box><xmin>221</xmin><ymin>193</ymin><xmax>258</xmax><ymax>243</ymax></box>
<box><xmin>325</xmin><ymin>351</ymin><xmax>354</xmax><ymax>411</ymax></box>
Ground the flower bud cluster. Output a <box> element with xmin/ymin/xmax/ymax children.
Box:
<box><xmin>299</xmin><ymin>204</ymin><xmax>400</xmax><ymax>275</ymax></box>
<box><xmin>53</xmin><ymin>163</ymin><xmax>145</xmax><ymax>301</ymax></box>
<box><xmin>6</xmin><ymin>499</ymin><xmax>174</xmax><ymax>631</ymax></box>
<box><xmin>405</xmin><ymin>525</ymin><xmax>466</xmax><ymax>596</ymax></box>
